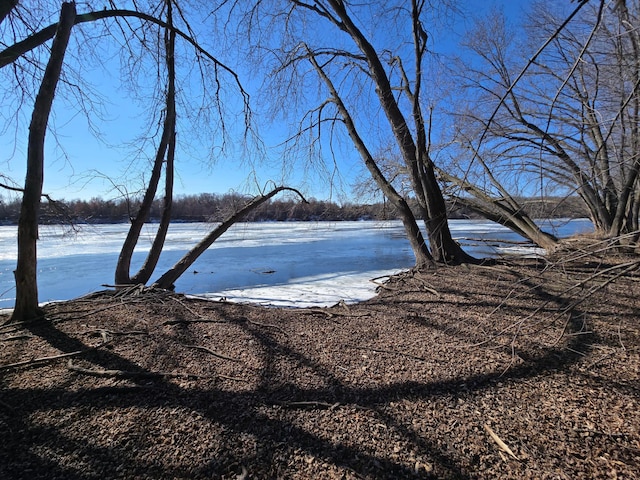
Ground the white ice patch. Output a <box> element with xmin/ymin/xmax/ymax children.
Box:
<box><xmin>0</xmin><ymin>219</ymin><xmax>592</xmax><ymax>309</ymax></box>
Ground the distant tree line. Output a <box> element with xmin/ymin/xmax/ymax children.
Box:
<box><xmin>0</xmin><ymin>192</ymin><xmax>587</xmax><ymax>225</ymax></box>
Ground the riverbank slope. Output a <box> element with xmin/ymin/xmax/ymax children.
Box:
<box><xmin>1</xmin><ymin>238</ymin><xmax>638</xmax><ymax>479</ymax></box>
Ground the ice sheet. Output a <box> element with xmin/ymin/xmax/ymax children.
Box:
<box><xmin>0</xmin><ymin>219</ymin><xmax>593</xmax><ymax>310</ymax></box>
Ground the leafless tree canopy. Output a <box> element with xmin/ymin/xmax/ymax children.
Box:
<box><xmin>453</xmin><ymin>0</ymin><xmax>640</xmax><ymax>242</ymax></box>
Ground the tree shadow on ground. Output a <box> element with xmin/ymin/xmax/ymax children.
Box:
<box><xmin>0</xmin><ymin>266</ymin><xmax>617</xmax><ymax>479</ymax></box>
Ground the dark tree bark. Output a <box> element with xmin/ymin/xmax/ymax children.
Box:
<box><xmin>332</xmin><ymin>0</ymin><xmax>470</xmax><ymax>264</ymax></box>
<box><xmin>458</xmin><ymin>1</ymin><xmax>640</xmax><ymax>242</ymax></box>
<box><xmin>153</xmin><ymin>186</ymin><xmax>307</xmax><ymax>290</ymax></box>
<box><xmin>0</xmin><ymin>0</ymin><xmax>18</xmax><ymax>25</ymax></box>
<box><xmin>115</xmin><ymin>0</ymin><xmax>176</xmax><ymax>287</ymax></box>
<box><xmin>437</xmin><ymin>165</ymin><xmax>559</xmax><ymax>251</ymax></box>
<box><xmin>307</xmin><ymin>51</ymin><xmax>434</xmax><ymax>268</ymax></box>
<box><xmin>293</xmin><ymin>0</ymin><xmax>470</xmax><ymax>265</ymax></box>
<box><xmin>10</xmin><ymin>2</ymin><xmax>76</xmax><ymax>323</ymax></box>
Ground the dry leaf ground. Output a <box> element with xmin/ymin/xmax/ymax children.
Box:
<box><xmin>1</xmin><ymin>240</ymin><xmax>639</xmax><ymax>479</ymax></box>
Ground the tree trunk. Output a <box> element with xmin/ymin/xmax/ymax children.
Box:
<box><xmin>306</xmin><ymin>51</ymin><xmax>433</xmax><ymax>268</ymax></box>
<box><xmin>10</xmin><ymin>2</ymin><xmax>76</xmax><ymax>323</ymax></box>
<box><xmin>113</xmin><ymin>130</ymin><xmax>168</xmax><ymax>286</ymax></box>
<box><xmin>438</xmin><ymin>169</ymin><xmax>559</xmax><ymax>251</ymax></box>
<box><xmin>0</xmin><ymin>0</ymin><xmax>17</xmax><ymax>25</ymax></box>
<box><xmin>114</xmin><ymin>0</ymin><xmax>176</xmax><ymax>286</ymax></box>
<box><xmin>325</xmin><ymin>0</ymin><xmax>467</xmax><ymax>264</ymax></box>
<box><xmin>610</xmin><ymin>155</ymin><xmax>640</xmax><ymax>238</ymax></box>
<box><xmin>153</xmin><ymin>187</ymin><xmax>307</xmax><ymax>290</ymax></box>
<box><xmin>419</xmin><ymin>160</ymin><xmax>476</xmax><ymax>264</ymax></box>
<box><xmin>127</xmin><ymin>0</ymin><xmax>176</xmax><ymax>285</ymax></box>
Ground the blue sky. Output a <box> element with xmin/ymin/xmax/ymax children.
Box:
<box><xmin>0</xmin><ymin>0</ymin><xmax>528</xmax><ymax>203</ymax></box>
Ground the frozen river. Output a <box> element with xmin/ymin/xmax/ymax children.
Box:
<box><xmin>0</xmin><ymin>219</ymin><xmax>593</xmax><ymax>309</ymax></box>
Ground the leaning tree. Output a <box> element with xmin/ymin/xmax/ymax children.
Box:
<box><xmin>233</xmin><ymin>0</ymin><xmax>475</xmax><ymax>266</ymax></box>
<box><xmin>0</xmin><ymin>1</ymin><xmax>273</xmax><ymax>320</ymax></box>
<box><xmin>454</xmin><ymin>0</ymin><xmax>640</xmax><ymax>242</ymax></box>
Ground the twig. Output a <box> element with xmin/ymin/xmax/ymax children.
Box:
<box><xmin>299</xmin><ymin>307</ymin><xmax>338</xmax><ymax>318</ymax></box>
<box><xmin>170</xmin><ymin>296</ymin><xmax>205</xmax><ymax>319</ymax></box>
<box><xmin>298</xmin><ymin>308</ymin><xmax>370</xmax><ymax>320</ymax></box>
<box><xmin>67</xmin><ymin>360</ymin><xmax>209</xmax><ymax>380</ymax></box>
<box><xmin>548</xmin><ymin>262</ymin><xmax>639</xmax><ymax>346</ymax></box>
<box><xmin>0</xmin><ymin>341</ymin><xmax>111</xmax><ymax>372</ymax></box>
<box><xmin>1</xmin><ymin>334</ymin><xmax>34</xmax><ymax>342</ymax></box>
<box><xmin>112</xmin><ymin>284</ymin><xmax>146</xmax><ymax>298</ymax></box>
<box><xmin>617</xmin><ymin>321</ymin><xmax>626</xmax><ymax>351</ymax></box>
<box><xmin>470</xmin><ymin>260</ymin><xmax>638</xmax><ymax>349</ymax></box>
<box><xmin>180</xmin><ymin>344</ymin><xmax>242</xmax><ymax>362</ymax></box>
<box><xmin>419</xmin><ymin>282</ymin><xmax>441</xmax><ymax>297</ymax></box>
<box><xmin>484</xmin><ymin>424</ymin><xmax>519</xmax><ymax>460</ymax></box>
<box><xmin>370</xmin><ymin>276</ymin><xmax>397</xmax><ymax>291</ymax></box>
<box><xmin>275</xmin><ymin>400</ymin><xmax>341</xmax><ymax>410</ymax></box>
<box><xmin>584</xmin><ymin>351</ymin><xmax>616</xmax><ymax>370</ymax></box>
<box><xmin>50</xmin><ymin>302</ymin><xmax>139</xmax><ymax>323</ymax></box>
<box><xmin>0</xmin><ymin>316</ymin><xmax>46</xmax><ymax>332</ymax></box>
<box><xmin>86</xmin><ymin>329</ymin><xmax>148</xmax><ymax>337</ymax></box>
<box><xmin>348</xmin><ymin>345</ymin><xmax>426</xmax><ymax>362</ymax></box>
<box><xmin>275</xmin><ymin>400</ymin><xmax>371</xmax><ymax>411</ymax></box>
<box><xmin>162</xmin><ymin>318</ymin><xmax>229</xmax><ymax>326</ymax></box>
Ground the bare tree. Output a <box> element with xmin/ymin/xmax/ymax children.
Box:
<box><xmin>238</xmin><ymin>0</ymin><xmax>473</xmax><ymax>266</ymax></box>
<box><xmin>455</xmin><ymin>1</ymin><xmax>640</xmax><ymax>242</ymax></box>
<box><xmin>114</xmin><ymin>0</ymin><xmax>177</xmax><ymax>287</ymax></box>
<box><xmin>2</xmin><ymin>1</ymin><xmax>258</xmax><ymax>308</ymax></box>
<box><xmin>10</xmin><ymin>2</ymin><xmax>76</xmax><ymax>323</ymax></box>
<box><xmin>438</xmin><ymin>128</ymin><xmax>559</xmax><ymax>250</ymax></box>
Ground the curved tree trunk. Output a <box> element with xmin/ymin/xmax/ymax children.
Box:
<box><xmin>307</xmin><ymin>51</ymin><xmax>433</xmax><ymax>268</ymax></box>
<box><xmin>113</xmin><ymin>131</ymin><xmax>168</xmax><ymax>286</ymax></box>
<box><xmin>419</xmin><ymin>161</ymin><xmax>477</xmax><ymax>263</ymax></box>
<box><xmin>114</xmin><ymin>0</ymin><xmax>176</xmax><ymax>286</ymax></box>
<box><xmin>153</xmin><ymin>186</ymin><xmax>307</xmax><ymax>290</ymax></box>
<box><xmin>127</xmin><ymin>0</ymin><xmax>176</xmax><ymax>285</ymax></box>
<box><xmin>10</xmin><ymin>2</ymin><xmax>76</xmax><ymax>324</ymax></box>
<box><xmin>325</xmin><ymin>0</ymin><xmax>468</xmax><ymax>264</ymax></box>
<box><xmin>438</xmin><ymin>169</ymin><xmax>559</xmax><ymax>251</ymax></box>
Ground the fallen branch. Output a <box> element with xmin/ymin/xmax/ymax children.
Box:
<box><xmin>469</xmin><ymin>259</ymin><xmax>639</xmax><ymax>350</ymax></box>
<box><xmin>276</xmin><ymin>400</ymin><xmax>341</xmax><ymax>410</ymax></box>
<box><xmin>170</xmin><ymin>296</ymin><xmax>205</xmax><ymax>319</ymax></box>
<box><xmin>299</xmin><ymin>307</ymin><xmax>339</xmax><ymax>318</ymax></box>
<box><xmin>370</xmin><ymin>275</ymin><xmax>396</xmax><ymax>291</ymax></box>
<box><xmin>275</xmin><ymin>400</ymin><xmax>371</xmax><ymax>411</ymax></box>
<box><xmin>1</xmin><ymin>334</ymin><xmax>34</xmax><ymax>342</ymax></box>
<box><xmin>86</xmin><ymin>329</ymin><xmax>148</xmax><ymax>337</ymax></box>
<box><xmin>162</xmin><ymin>318</ymin><xmax>229</xmax><ymax>326</ymax></box>
<box><xmin>49</xmin><ymin>301</ymin><xmax>141</xmax><ymax>324</ymax></box>
<box><xmin>298</xmin><ymin>308</ymin><xmax>370</xmax><ymax>320</ymax></box>
<box><xmin>153</xmin><ymin>186</ymin><xmax>308</xmax><ymax>290</ymax></box>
